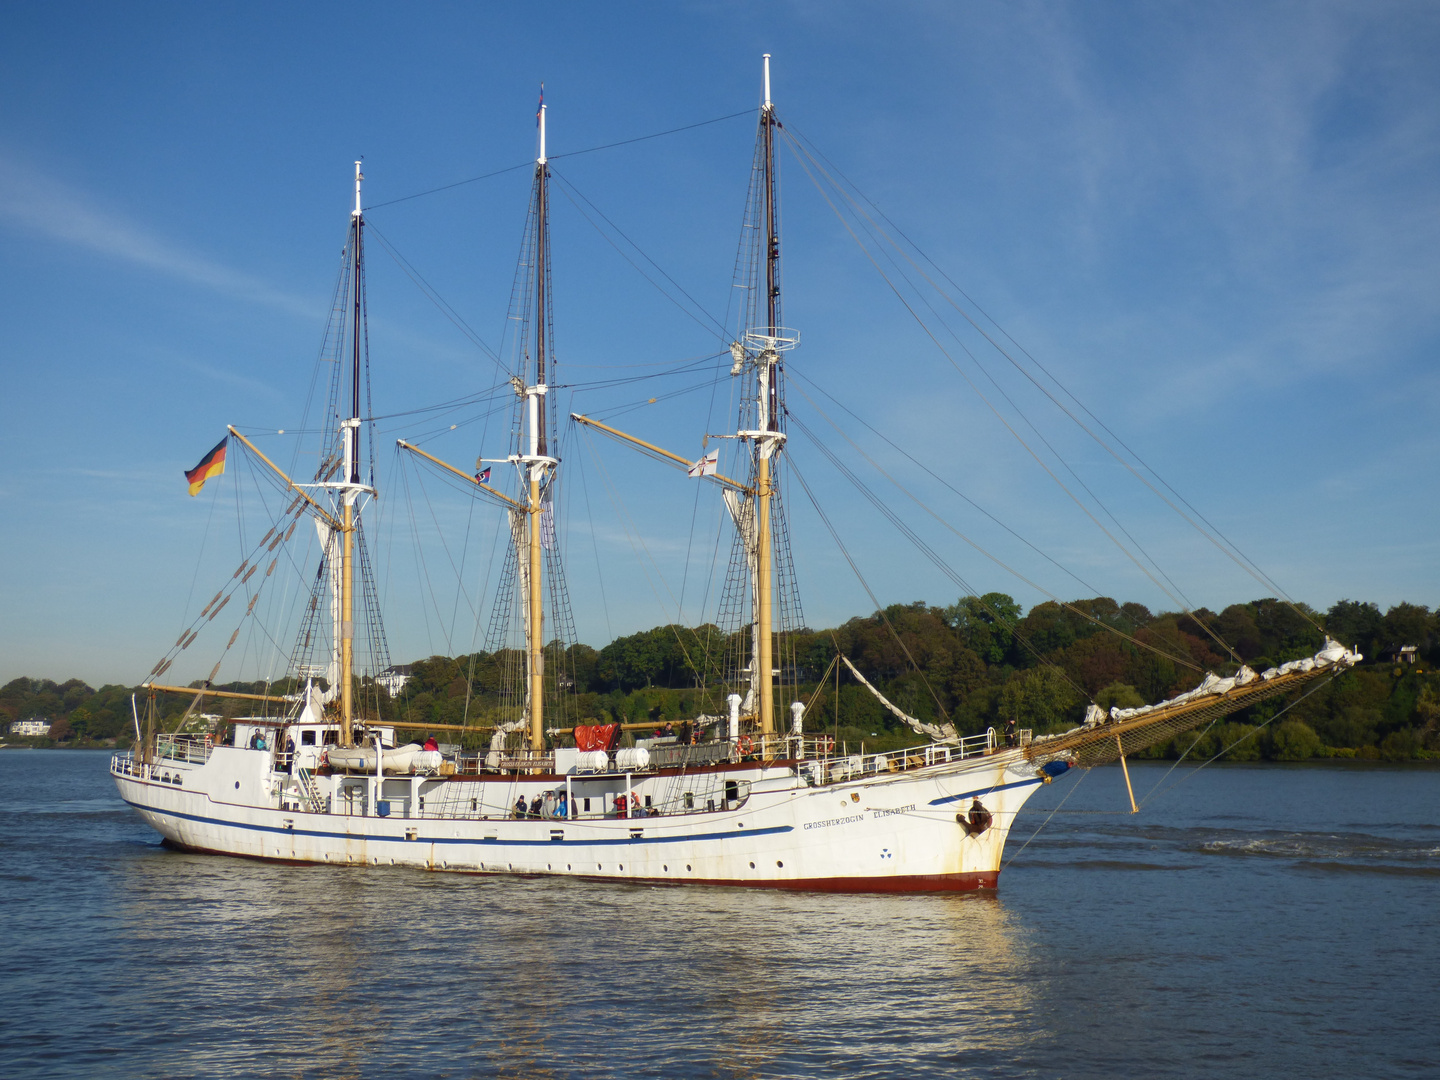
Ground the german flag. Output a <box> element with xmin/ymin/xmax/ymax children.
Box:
<box><xmin>185</xmin><ymin>437</ymin><xmax>228</xmax><ymax>496</ymax></box>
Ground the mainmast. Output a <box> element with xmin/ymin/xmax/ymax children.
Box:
<box><xmin>338</xmin><ymin>160</ymin><xmax>366</xmax><ymax>748</ymax></box>
<box><xmin>523</xmin><ymin>92</ymin><xmax>555</xmax><ymax>753</ymax></box>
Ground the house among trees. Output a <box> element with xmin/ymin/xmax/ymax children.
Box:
<box><xmin>10</xmin><ymin>717</ymin><xmax>51</xmax><ymax>736</ymax></box>
<box><xmin>376</xmin><ymin>665</ymin><xmax>414</xmax><ymax>696</ymax></box>
<box><xmin>1397</xmin><ymin>645</ymin><xmax>1418</xmax><ymax>665</ymax></box>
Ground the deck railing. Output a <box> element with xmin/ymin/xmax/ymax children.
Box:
<box><xmin>154</xmin><ymin>733</ymin><xmax>215</xmax><ymax>765</ymax></box>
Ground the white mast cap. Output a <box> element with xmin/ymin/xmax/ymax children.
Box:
<box><xmin>352</xmin><ymin>160</ymin><xmax>363</xmax><ymax>218</ymax></box>
<box><xmin>763</xmin><ymin>53</ymin><xmax>771</xmax><ymax>109</ymax></box>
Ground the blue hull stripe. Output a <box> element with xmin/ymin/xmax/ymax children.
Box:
<box><xmin>928</xmin><ymin>776</ymin><xmax>1046</xmax><ymax>806</ymax></box>
<box><xmin>121</xmin><ymin>795</ymin><xmax>792</xmax><ymax>847</ymax></box>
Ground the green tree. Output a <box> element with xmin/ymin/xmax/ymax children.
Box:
<box><xmin>1269</xmin><ymin>720</ymin><xmax>1322</xmax><ymax>761</ymax></box>
<box><xmin>999</xmin><ymin>666</ymin><xmax>1081</xmax><ymax>734</ymax></box>
<box><xmin>944</xmin><ymin>593</ymin><xmax>1021</xmax><ymax>665</ymax></box>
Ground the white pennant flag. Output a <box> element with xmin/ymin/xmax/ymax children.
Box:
<box><xmin>688</xmin><ymin>449</ymin><xmax>719</xmax><ymax>478</ymax></box>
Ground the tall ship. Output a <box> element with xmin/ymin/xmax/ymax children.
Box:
<box><xmin>112</xmin><ymin>59</ymin><xmax>1359</xmax><ymax>891</ymax></box>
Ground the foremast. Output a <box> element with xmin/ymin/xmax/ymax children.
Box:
<box><xmin>737</xmin><ymin>54</ymin><xmax>792</xmax><ymax>743</ymax></box>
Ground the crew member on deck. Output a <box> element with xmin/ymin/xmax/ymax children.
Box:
<box><xmin>514</xmin><ymin>796</ymin><xmax>527</xmax><ymax>819</ymax></box>
<box><xmin>423</xmin><ymin>735</ymin><xmax>439</xmax><ymax>752</ymax></box>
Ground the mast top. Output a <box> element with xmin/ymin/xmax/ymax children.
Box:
<box><xmin>536</xmin><ymin>84</ymin><xmax>547</xmax><ymax>165</ymax></box>
<box><xmin>763</xmin><ymin>54</ymin><xmax>772</xmax><ymax>111</ymax></box>
<box><xmin>352</xmin><ymin>160</ymin><xmax>363</xmax><ymax>219</ymax></box>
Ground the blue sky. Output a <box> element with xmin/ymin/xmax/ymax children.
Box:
<box><xmin>2</xmin><ymin>1</ymin><xmax>1437</xmax><ymax>687</ymax></box>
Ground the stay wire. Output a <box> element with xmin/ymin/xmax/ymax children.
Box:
<box><xmin>781</xmin><ymin>129</ymin><xmax>1243</xmax><ymax>668</ymax></box>
<box><xmin>1138</xmin><ymin>674</ymin><xmax>1338</xmax><ymax>808</ymax></box>
<box><xmin>362</xmin><ymin>110</ymin><xmax>752</xmax><ymax>212</ymax></box>
<box><xmin>784</xmin><ymin>453</ymin><xmax>954</xmax><ymax>721</ymax></box>
<box><xmin>784</xmin><ymin>120</ymin><xmax>1319</xmax><ymax>635</ymax></box>
<box><xmin>787</xmin><ymin>385</ymin><xmax>1203</xmax><ymax>674</ymax></box>
<box><xmin>1001</xmin><ymin>765</ymin><xmax>1090</xmax><ymax>872</ymax></box>
<box><xmin>550</xmin><ymin>169</ymin><xmax>730</xmax><ymax>340</ymax></box>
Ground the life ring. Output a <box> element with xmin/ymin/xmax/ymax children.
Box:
<box><xmin>737</xmin><ymin>735</ymin><xmax>754</xmax><ymax>756</ymax></box>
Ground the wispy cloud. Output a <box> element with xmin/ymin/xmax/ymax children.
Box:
<box><xmin>0</xmin><ymin>152</ymin><xmax>318</xmax><ymax>316</ymax></box>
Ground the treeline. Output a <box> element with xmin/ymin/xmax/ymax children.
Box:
<box><xmin>5</xmin><ymin>595</ymin><xmax>1438</xmax><ymax>760</ymax></box>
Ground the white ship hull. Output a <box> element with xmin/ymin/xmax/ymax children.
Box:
<box><xmin>112</xmin><ymin>744</ymin><xmax>1060</xmax><ymax>892</ymax></box>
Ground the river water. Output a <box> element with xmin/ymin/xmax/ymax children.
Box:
<box><xmin>1</xmin><ymin>750</ymin><xmax>1436</xmax><ymax>1079</ymax></box>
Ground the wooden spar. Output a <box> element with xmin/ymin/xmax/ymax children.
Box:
<box><xmin>226</xmin><ymin>427</ymin><xmax>341</xmax><ymax>531</ymax></box>
<box><xmin>397</xmin><ymin>440</ymin><xmax>526</xmax><ymax>510</ymax></box>
<box><xmin>570</xmin><ymin>414</ymin><xmax>753</xmax><ymax>494</ymax></box>
<box><xmin>1117</xmin><ymin>734</ymin><xmax>1138</xmax><ymax>814</ymax></box>
<box><xmin>143</xmin><ymin>683</ymin><xmax>300</xmax><ymax>704</ymax></box>
<box><xmin>546</xmin><ymin>721</ymin><xmax>696</xmax><ymax>735</ymax></box>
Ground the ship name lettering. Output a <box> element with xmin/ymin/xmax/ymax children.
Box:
<box><xmin>870</xmin><ymin>804</ymin><xmax>916</xmax><ymax>818</ymax></box>
<box><xmin>804</xmin><ymin>814</ymin><xmax>864</xmax><ymax>831</ymax></box>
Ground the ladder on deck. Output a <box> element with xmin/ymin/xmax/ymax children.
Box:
<box><xmin>296</xmin><ymin>766</ymin><xmax>327</xmax><ymax>813</ymax></box>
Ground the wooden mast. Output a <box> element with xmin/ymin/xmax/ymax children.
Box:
<box><xmin>754</xmin><ymin>54</ymin><xmax>781</xmax><ymax>740</ymax></box>
<box><xmin>525</xmin><ymin>93</ymin><xmax>552</xmax><ymax>754</ymax></box>
<box><xmin>339</xmin><ymin>161</ymin><xmax>365</xmax><ymax>749</ymax></box>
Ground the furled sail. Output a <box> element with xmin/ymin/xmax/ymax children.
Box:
<box><xmin>508</xmin><ymin>508</ymin><xmax>537</xmax><ymax>720</ymax></box>
<box><xmin>313</xmin><ymin>519</ymin><xmax>342</xmax><ymax>703</ymax></box>
<box><xmin>722</xmin><ymin>488</ymin><xmax>761</xmax><ymax>714</ymax></box>
<box><xmin>1032</xmin><ymin>638</ymin><xmax>1361</xmax><ymax>767</ymax></box>
<box><xmin>839</xmin><ymin>655</ymin><xmax>959</xmax><ymax>744</ymax></box>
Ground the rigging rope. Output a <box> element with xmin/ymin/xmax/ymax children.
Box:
<box><xmin>363</xmin><ymin>110</ymin><xmax>752</xmax><ymax>212</ymax></box>
<box><xmin>780</xmin><ymin>125</ymin><xmax>1245</xmax><ymax>667</ymax></box>
<box><xmin>1137</xmin><ymin>674</ymin><xmax>1338</xmax><ymax>808</ymax></box>
<box><xmin>785</xmin><ymin>122</ymin><xmax>1322</xmax><ymax>634</ymax></box>
<box><xmin>787</xmin><ymin>386</ymin><xmax>1205</xmax><ymax>675</ymax></box>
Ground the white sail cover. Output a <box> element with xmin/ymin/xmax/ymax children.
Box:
<box><xmin>313</xmin><ymin>519</ymin><xmax>342</xmax><ymax>703</ymax></box>
<box><xmin>1105</xmin><ymin>638</ymin><xmax>1362</xmax><ymax>721</ymax></box>
<box><xmin>722</xmin><ymin>489</ymin><xmax>761</xmax><ymax>714</ymax></box>
<box><xmin>508</xmin><ymin>507</ymin><xmax>538</xmax><ymax>719</ymax></box>
<box><xmin>839</xmin><ymin>655</ymin><xmax>959</xmax><ymax>744</ymax></box>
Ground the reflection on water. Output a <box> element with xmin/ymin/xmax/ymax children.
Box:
<box><xmin>4</xmin><ymin>752</ymin><xmax>1439</xmax><ymax>1079</ymax></box>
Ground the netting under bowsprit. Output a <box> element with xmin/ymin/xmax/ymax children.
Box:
<box><xmin>1026</xmin><ymin>658</ymin><xmax>1353</xmax><ymax>769</ymax></box>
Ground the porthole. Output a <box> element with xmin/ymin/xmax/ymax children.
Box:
<box><xmin>547</xmin><ymin>864</ymin><xmax>552</xmax><ymax>870</ymax></box>
<box><xmin>749</xmin><ymin>862</ymin><xmax>755</xmax><ymax>869</ymax></box>
<box><xmin>567</xmin><ymin>864</ymin><xmax>572</xmax><ymax>871</ymax></box>
<box><xmin>777</xmin><ymin>861</ymin><xmax>784</xmax><ymax>868</ymax></box>
<box><xmin>619</xmin><ymin>864</ymin><xmax>624</xmax><ymax>871</ymax></box>
<box><xmin>663</xmin><ymin>865</ymin><xmax>668</xmax><ymax>872</ymax></box>
<box><xmin>686</xmin><ymin>864</ymin><xmax>692</xmax><ymax>871</ymax></box>
<box><xmin>598</xmin><ymin>864</ymin><xmax>603</xmax><ymax>870</ymax></box>
<box><xmin>234</xmin><ymin>781</ymin><xmax>240</xmax><ymax>790</ymax></box>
